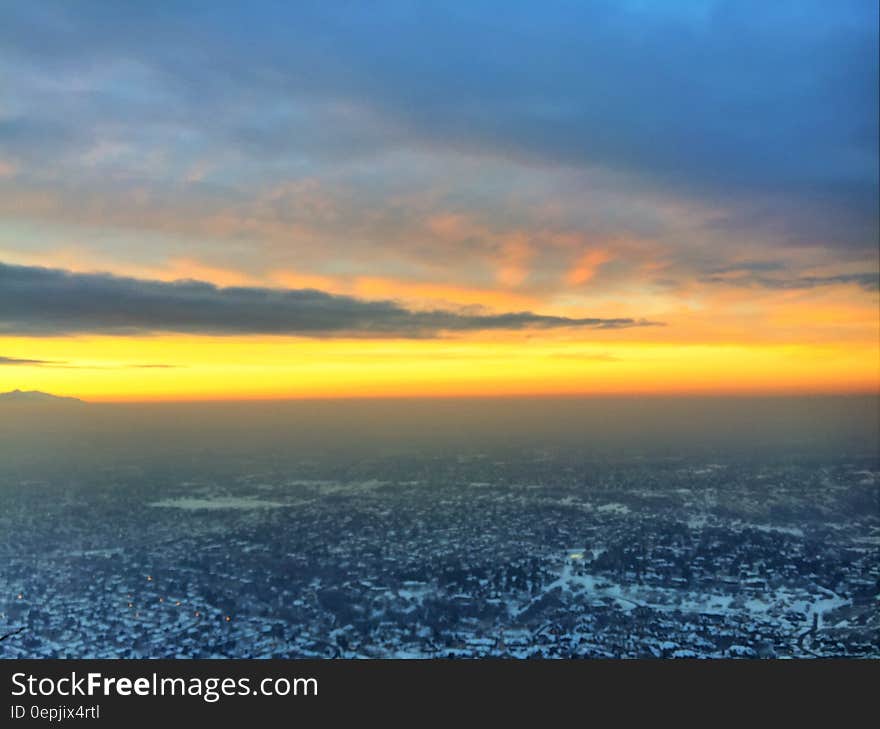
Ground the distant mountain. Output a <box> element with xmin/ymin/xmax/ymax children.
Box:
<box><xmin>0</xmin><ymin>389</ymin><xmax>83</xmax><ymax>403</ymax></box>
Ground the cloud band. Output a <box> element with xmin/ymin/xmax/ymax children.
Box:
<box><xmin>0</xmin><ymin>262</ymin><xmax>660</xmax><ymax>337</ymax></box>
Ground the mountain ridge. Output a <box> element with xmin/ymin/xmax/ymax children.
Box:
<box><xmin>0</xmin><ymin>389</ymin><xmax>84</xmax><ymax>403</ymax></box>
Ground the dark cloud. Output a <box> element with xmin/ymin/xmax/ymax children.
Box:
<box><xmin>0</xmin><ymin>262</ymin><xmax>660</xmax><ymax>337</ymax></box>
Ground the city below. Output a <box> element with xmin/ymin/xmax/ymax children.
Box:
<box><xmin>2</xmin><ymin>440</ymin><xmax>877</xmax><ymax>658</ymax></box>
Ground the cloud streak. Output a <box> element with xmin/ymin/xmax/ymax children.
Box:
<box><xmin>0</xmin><ymin>355</ymin><xmax>59</xmax><ymax>366</ymax></box>
<box><xmin>0</xmin><ymin>354</ymin><xmax>180</xmax><ymax>369</ymax></box>
<box><xmin>0</xmin><ymin>262</ymin><xmax>660</xmax><ymax>337</ymax></box>
<box><xmin>702</xmin><ymin>272</ymin><xmax>880</xmax><ymax>292</ymax></box>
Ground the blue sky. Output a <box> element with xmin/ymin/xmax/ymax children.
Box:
<box><xmin>2</xmin><ymin>1</ymin><xmax>876</xmax><ymax>259</ymax></box>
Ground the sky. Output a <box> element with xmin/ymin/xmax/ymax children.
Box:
<box><xmin>0</xmin><ymin>0</ymin><xmax>877</xmax><ymax>401</ymax></box>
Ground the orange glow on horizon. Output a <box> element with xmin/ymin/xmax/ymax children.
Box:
<box><xmin>1</xmin><ymin>331</ymin><xmax>876</xmax><ymax>403</ymax></box>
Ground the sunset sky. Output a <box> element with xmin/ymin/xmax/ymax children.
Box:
<box><xmin>0</xmin><ymin>1</ymin><xmax>877</xmax><ymax>401</ymax></box>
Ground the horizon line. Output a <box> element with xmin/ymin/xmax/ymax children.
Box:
<box><xmin>9</xmin><ymin>389</ymin><xmax>878</xmax><ymax>405</ymax></box>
